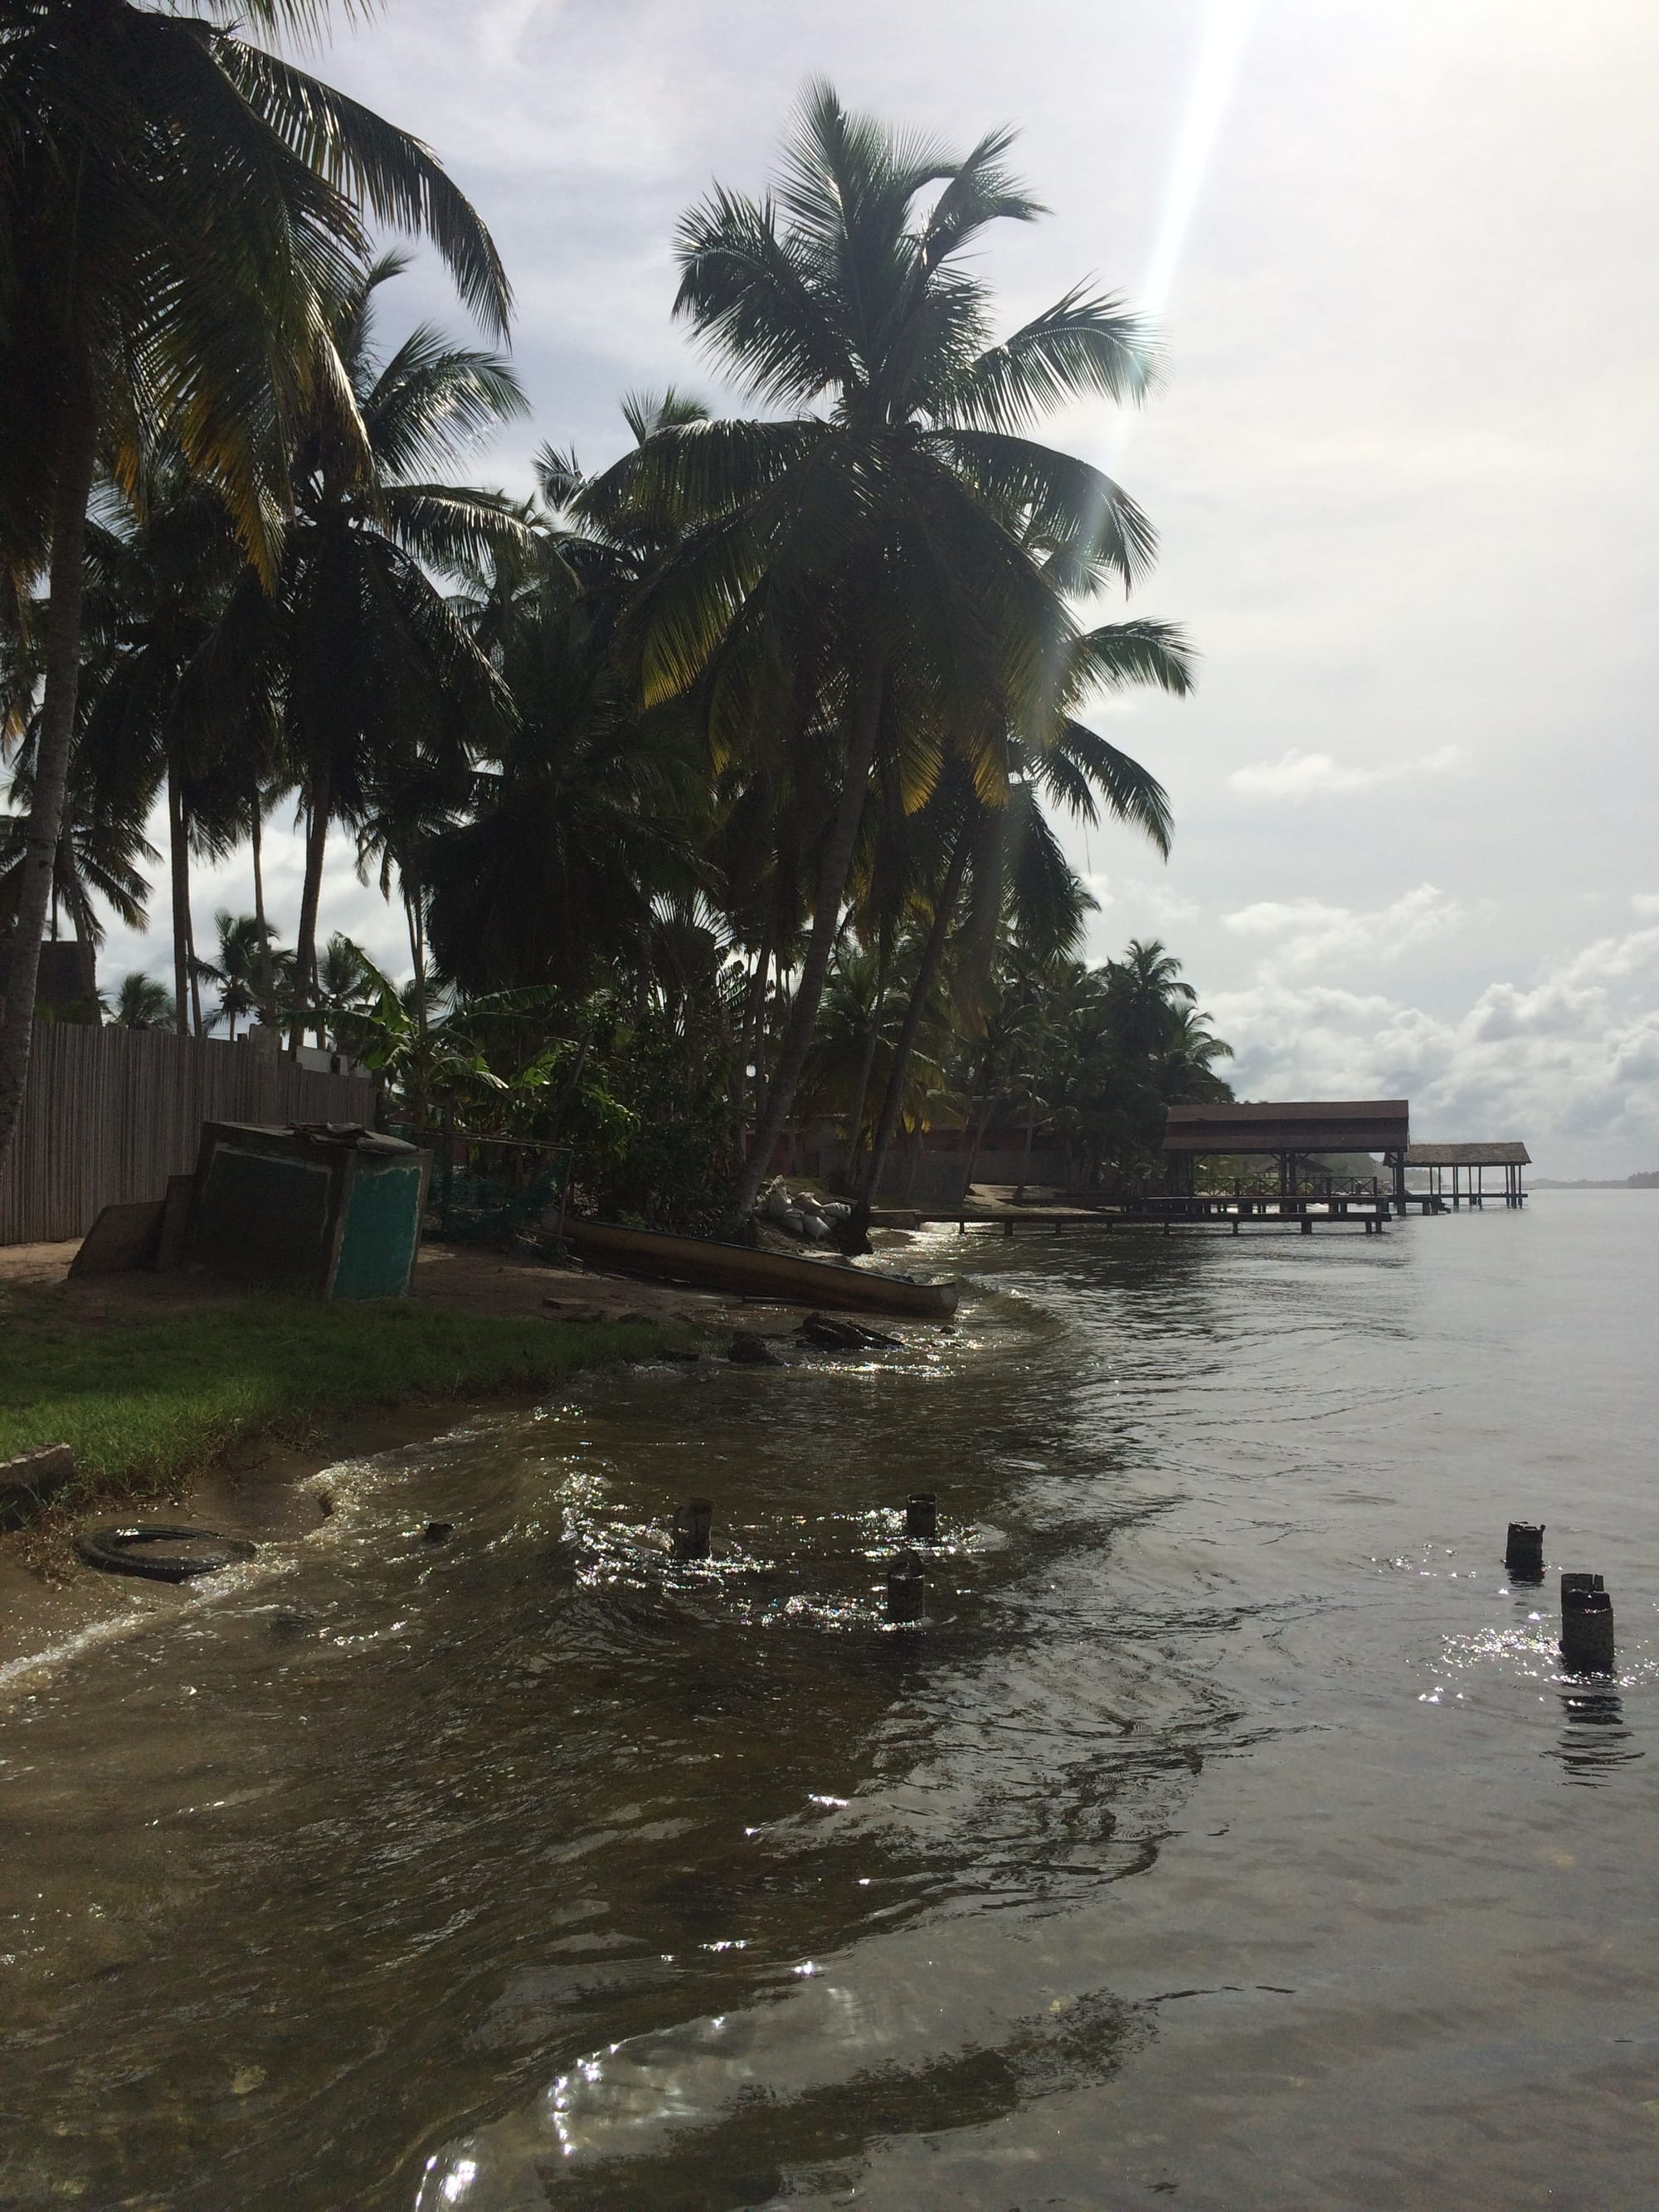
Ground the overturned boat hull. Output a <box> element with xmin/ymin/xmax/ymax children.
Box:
<box><xmin>562</xmin><ymin>1219</ymin><xmax>958</xmax><ymax>1319</ymax></box>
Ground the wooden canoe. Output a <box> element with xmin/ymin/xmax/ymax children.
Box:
<box><xmin>562</xmin><ymin>1218</ymin><xmax>958</xmax><ymax>1319</ymax></box>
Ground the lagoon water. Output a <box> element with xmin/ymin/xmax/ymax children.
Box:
<box><xmin>2</xmin><ymin>1194</ymin><xmax>1657</xmax><ymax>2209</ymax></box>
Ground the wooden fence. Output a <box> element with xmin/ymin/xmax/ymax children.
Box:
<box><xmin>0</xmin><ymin>1020</ymin><xmax>377</xmax><ymax>1247</ymax></box>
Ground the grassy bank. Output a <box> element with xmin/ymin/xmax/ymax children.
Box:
<box><xmin>0</xmin><ymin>1284</ymin><xmax>679</xmax><ymax>1507</ymax></box>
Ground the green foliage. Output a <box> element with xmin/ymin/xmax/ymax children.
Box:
<box><xmin>947</xmin><ymin>936</ymin><xmax>1233</xmax><ymax>1191</ymax></box>
<box><xmin>2</xmin><ymin>67</ymin><xmax>1209</xmax><ymax>1228</ymax></box>
<box><xmin>0</xmin><ymin>0</ymin><xmax>509</xmax><ymax>586</ymax></box>
<box><xmin>576</xmin><ymin>83</ymin><xmax>1185</xmax><ymax>1215</ymax></box>
<box><xmin>562</xmin><ymin>1010</ymin><xmax>737</xmax><ymax>1232</ymax></box>
<box><xmin>105</xmin><ymin>970</ymin><xmax>176</xmax><ymax>1029</ymax></box>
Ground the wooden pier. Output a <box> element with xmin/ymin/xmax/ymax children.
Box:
<box><xmin>873</xmin><ymin>1194</ymin><xmax>1394</xmax><ymax>1237</ymax></box>
<box><xmin>862</xmin><ymin>1108</ymin><xmax>1531</xmax><ymax>1242</ymax></box>
<box><xmin>1404</xmin><ymin>1141</ymin><xmax>1530</xmax><ymax>1208</ymax></box>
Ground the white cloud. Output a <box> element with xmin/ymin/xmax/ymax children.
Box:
<box><xmin>1611</xmin><ymin>1015</ymin><xmax>1659</xmax><ymax>1086</ymax></box>
<box><xmin>1220</xmin><ymin>882</ymin><xmax>1461</xmax><ymax>971</ymax></box>
<box><xmin>1227</xmin><ymin>744</ymin><xmax>1463</xmax><ymax>798</ymax></box>
<box><xmin>1209</xmin><ymin>916</ymin><xmax>1659</xmax><ymax>1171</ymax></box>
<box><xmin>1080</xmin><ymin>872</ymin><xmax>1200</xmax><ymax>931</ymax></box>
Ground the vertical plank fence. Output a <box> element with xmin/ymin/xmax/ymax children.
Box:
<box><xmin>0</xmin><ymin>1022</ymin><xmax>377</xmax><ymax>1247</ymax></box>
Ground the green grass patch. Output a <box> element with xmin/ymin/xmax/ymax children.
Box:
<box><xmin>0</xmin><ymin>1286</ymin><xmax>679</xmax><ymax>1503</ymax></box>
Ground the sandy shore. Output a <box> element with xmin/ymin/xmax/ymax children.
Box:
<box><xmin>0</xmin><ymin>1234</ymin><xmax>790</xmax><ymax>1330</ymax></box>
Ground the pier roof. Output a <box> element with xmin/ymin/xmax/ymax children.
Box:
<box><xmin>1163</xmin><ymin>1101</ymin><xmax>1410</xmax><ymax>1155</ymax></box>
<box><xmin>1405</xmin><ymin>1141</ymin><xmax>1530</xmax><ymax>1166</ymax></box>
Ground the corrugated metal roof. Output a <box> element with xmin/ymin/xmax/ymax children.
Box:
<box><xmin>1406</xmin><ymin>1141</ymin><xmax>1530</xmax><ymax>1166</ymax></box>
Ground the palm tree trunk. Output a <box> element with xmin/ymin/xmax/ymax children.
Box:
<box><xmin>841</xmin><ymin>942</ymin><xmax>888</xmax><ymax>1185</ymax></box>
<box><xmin>731</xmin><ymin>932</ymin><xmax>772</xmax><ymax>1120</ymax></box>
<box><xmin>859</xmin><ymin>829</ymin><xmax>970</xmax><ymax>1203</ymax></box>
<box><xmin>250</xmin><ymin>794</ymin><xmax>277</xmax><ymax>1025</ymax></box>
<box><xmin>187</xmin><ymin>905</ymin><xmax>202</xmax><ymax>1038</ymax></box>
<box><xmin>404</xmin><ymin>883</ymin><xmax>431</xmax><ymax>1126</ymax></box>
<box><xmin>0</xmin><ymin>386</ymin><xmax>97</xmax><ymax>1173</ymax></box>
<box><xmin>902</xmin><ymin>1121</ymin><xmax>924</xmax><ymax>1201</ymax></box>
<box><xmin>1014</xmin><ymin>1093</ymin><xmax>1039</xmax><ymax>1204</ymax></box>
<box><xmin>405</xmin><ymin>886</ymin><xmax>429</xmax><ymax>1036</ymax></box>
<box><xmin>961</xmin><ymin>1084</ymin><xmax>995</xmax><ymax>1204</ymax></box>
<box><xmin>732</xmin><ymin>661</ymin><xmax>884</xmax><ymax>1218</ymax></box>
<box><xmin>291</xmin><ymin>787</ymin><xmax>329</xmax><ymax>1054</ymax></box>
<box><xmin>168</xmin><ymin>772</ymin><xmax>192</xmax><ymax>1036</ymax></box>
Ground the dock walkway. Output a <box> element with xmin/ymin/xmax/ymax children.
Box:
<box><xmin>873</xmin><ymin>1194</ymin><xmax>1394</xmax><ymax>1237</ymax></box>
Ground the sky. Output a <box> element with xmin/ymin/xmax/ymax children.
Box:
<box><xmin>94</xmin><ymin>0</ymin><xmax>1659</xmax><ymax>1174</ymax></box>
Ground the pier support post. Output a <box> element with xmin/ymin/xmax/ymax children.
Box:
<box><xmin>886</xmin><ymin>1549</ymin><xmax>926</xmax><ymax>1623</ymax></box>
<box><xmin>905</xmin><ymin>1492</ymin><xmax>938</xmax><ymax>1542</ymax></box>
<box><xmin>1561</xmin><ymin>1577</ymin><xmax>1615</xmax><ymax>1675</ymax></box>
<box><xmin>674</xmin><ymin>1497</ymin><xmax>713</xmax><ymax>1559</ymax></box>
<box><xmin>1504</xmin><ymin>1522</ymin><xmax>1545</xmax><ymax>1581</ymax></box>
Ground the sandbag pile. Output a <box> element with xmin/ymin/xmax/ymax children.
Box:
<box><xmin>758</xmin><ymin>1180</ymin><xmax>853</xmax><ymax>1243</ymax></box>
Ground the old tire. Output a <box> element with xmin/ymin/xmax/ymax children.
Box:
<box><xmin>75</xmin><ymin>1524</ymin><xmax>257</xmax><ymax>1583</ymax></box>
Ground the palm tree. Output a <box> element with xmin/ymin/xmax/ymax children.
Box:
<box><xmin>56</xmin><ymin>475</ymin><xmax>257</xmax><ymax>1032</ymax></box>
<box><xmin>105</xmin><ymin>970</ymin><xmax>175</xmax><ymax>1030</ymax></box>
<box><xmin>956</xmin><ymin>955</ymin><xmax>1050</xmax><ymax>1198</ymax></box>
<box><xmin>1109</xmin><ymin>938</ymin><xmax>1198</xmax><ymax>1057</ymax></box>
<box><xmin>580</xmin><ymin>84</ymin><xmax>1163</xmax><ymax>1218</ymax></box>
<box><xmin>310</xmin><ymin>931</ymin><xmax>375</xmax><ymax>1053</ymax></box>
<box><xmin>196</xmin><ymin>253</ymin><xmax>528</xmax><ymax>1048</ymax></box>
<box><xmin>1159</xmin><ymin>999</ymin><xmax>1234</xmax><ymax>1104</ymax></box>
<box><xmin>946</xmin><ymin>939</ymin><xmax>1233</xmax><ymax>1192</ymax></box>
<box><xmin>423</xmin><ymin>574</ymin><xmax>708</xmax><ymax>999</ymax></box>
<box><xmin>353</xmin><ymin>756</ymin><xmax>461</xmax><ymax>1048</ymax></box>
<box><xmin>2</xmin><ymin>708</ymin><xmax>156</xmax><ymax>950</ymax></box>
<box><xmin>192</xmin><ymin>909</ymin><xmax>290</xmax><ymax>1039</ymax></box>
<box><xmin>856</xmin><ymin>623</ymin><xmax>1189</xmax><ymax>1203</ymax></box>
<box><xmin>0</xmin><ymin>0</ymin><xmax>511</xmax><ymax>1170</ymax></box>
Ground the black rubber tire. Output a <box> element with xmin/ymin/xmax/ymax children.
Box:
<box><xmin>75</xmin><ymin>1524</ymin><xmax>257</xmax><ymax>1583</ymax></box>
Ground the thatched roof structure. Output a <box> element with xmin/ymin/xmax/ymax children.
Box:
<box><xmin>1406</xmin><ymin>1141</ymin><xmax>1530</xmax><ymax>1167</ymax></box>
<box><xmin>1164</xmin><ymin>1101</ymin><xmax>1409</xmax><ymax>1155</ymax></box>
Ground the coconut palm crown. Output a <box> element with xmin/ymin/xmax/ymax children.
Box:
<box><xmin>0</xmin><ymin>0</ymin><xmax>512</xmax><ymax>1169</ymax></box>
<box><xmin>579</xmin><ymin>81</ymin><xmax>1173</xmax><ymax>1214</ymax></box>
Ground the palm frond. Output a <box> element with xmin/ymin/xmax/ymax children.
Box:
<box><xmin>916</xmin><ymin>124</ymin><xmax>1045</xmax><ymax>270</ymax></box>
<box><xmin>383</xmin><ymin>484</ymin><xmax>534</xmax><ymax>576</ymax></box>
<box><xmin>197</xmin><ymin>1</ymin><xmax>380</xmax><ymax>34</ymax></box>
<box><xmin>364</xmin><ymin>323</ymin><xmax>528</xmax><ymax>479</ymax></box>
<box><xmin>674</xmin><ymin>183</ymin><xmax>854</xmax><ymax>402</ymax></box>
<box><xmin>1044</xmin><ymin>721</ymin><xmax>1174</xmax><ymax>857</ymax></box>
<box><xmin>226</xmin><ymin>40</ymin><xmax>513</xmax><ymax>334</ymax></box>
<box><xmin>924</xmin><ymin>429</ymin><xmax>1159</xmax><ymax>587</ymax></box>
<box><xmin>945</xmin><ymin>288</ymin><xmax>1161</xmax><ymax>432</ymax></box>
<box><xmin>620</xmin><ymin>386</ymin><xmax>712</xmax><ymax>444</ymax></box>
<box><xmin>577</xmin><ymin>416</ymin><xmax>828</xmax><ymax>539</ymax></box>
<box><xmin>1068</xmin><ymin>619</ymin><xmax>1195</xmax><ymax>698</ymax></box>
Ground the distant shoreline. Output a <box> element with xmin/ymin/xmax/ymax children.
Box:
<box><xmin>1531</xmin><ymin>1177</ymin><xmax>1659</xmax><ymax>1190</ymax></box>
